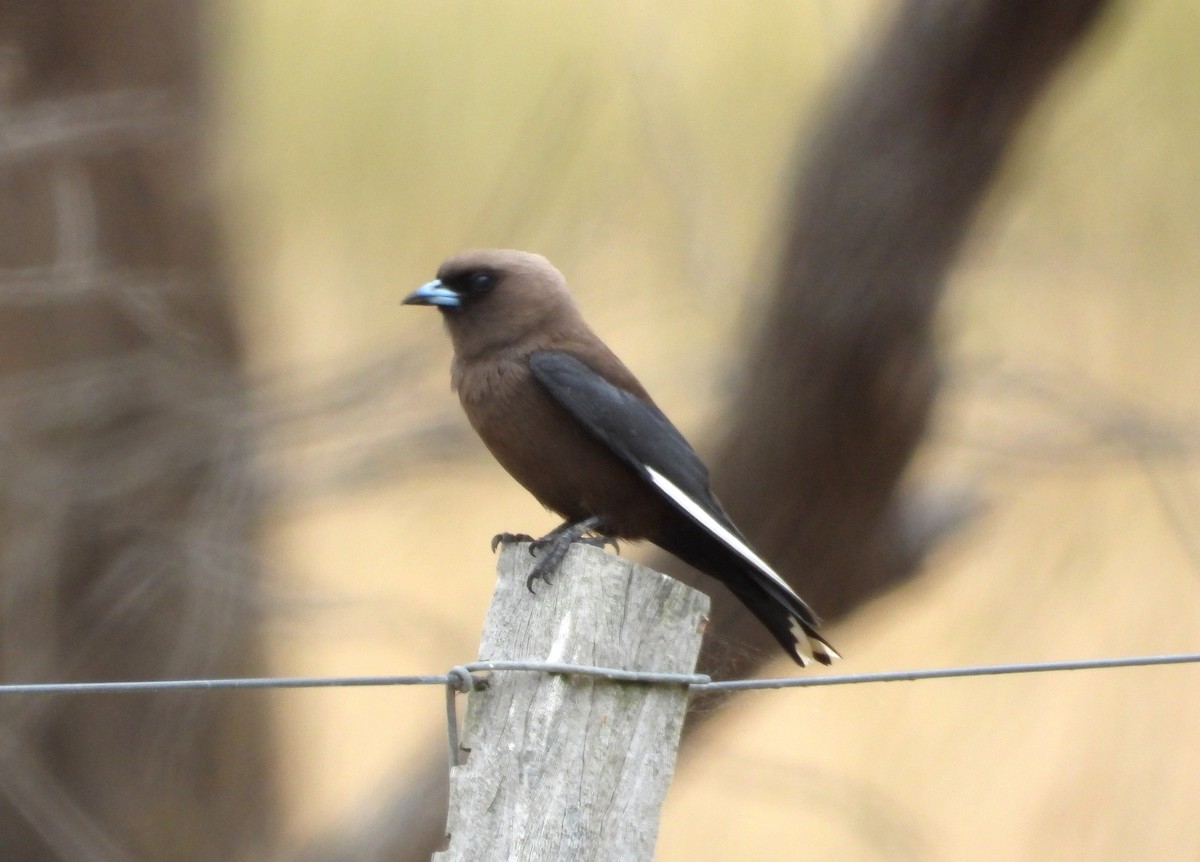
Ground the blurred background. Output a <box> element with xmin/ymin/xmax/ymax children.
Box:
<box><xmin>2</xmin><ymin>1</ymin><xmax>1199</xmax><ymax>860</ymax></box>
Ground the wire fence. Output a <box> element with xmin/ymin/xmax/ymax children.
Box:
<box><xmin>4</xmin><ymin>650</ymin><xmax>1200</xmax><ymax>696</ymax></box>
<box><xmin>4</xmin><ymin>651</ymin><xmax>1198</xmax><ymax>772</ymax></box>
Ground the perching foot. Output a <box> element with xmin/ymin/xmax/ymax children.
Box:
<box><xmin>578</xmin><ymin>534</ymin><xmax>619</xmax><ymax>553</ymax></box>
<box><xmin>523</xmin><ymin>516</ymin><xmax>605</xmax><ymax>593</ymax></box>
<box><xmin>491</xmin><ymin>532</ymin><xmax>535</xmax><ymax>553</ymax></box>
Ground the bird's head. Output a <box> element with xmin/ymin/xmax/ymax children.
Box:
<box><xmin>403</xmin><ymin>249</ymin><xmax>583</xmax><ymax>359</ymax></box>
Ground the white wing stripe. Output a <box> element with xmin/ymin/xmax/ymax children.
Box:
<box><xmin>645</xmin><ymin>466</ymin><xmax>801</xmax><ymax>602</ymax></box>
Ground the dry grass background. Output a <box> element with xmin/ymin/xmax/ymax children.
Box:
<box><xmin>210</xmin><ymin>2</ymin><xmax>1200</xmax><ymax>858</ymax></box>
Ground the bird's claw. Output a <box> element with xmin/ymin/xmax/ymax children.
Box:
<box><xmin>505</xmin><ymin>517</ymin><xmax>612</xmax><ymax>594</ymax></box>
<box><xmin>578</xmin><ymin>534</ymin><xmax>619</xmax><ymax>553</ymax></box>
<box><xmin>491</xmin><ymin>532</ymin><xmax>535</xmax><ymax>553</ymax></box>
<box><xmin>525</xmin><ymin>563</ymin><xmax>555</xmax><ymax>593</ymax></box>
<box><xmin>522</xmin><ymin>534</ymin><xmax>574</xmax><ymax>594</ymax></box>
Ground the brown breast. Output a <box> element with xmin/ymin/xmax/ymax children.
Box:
<box><xmin>453</xmin><ymin>354</ymin><xmax>667</xmax><ymax>538</ymax></box>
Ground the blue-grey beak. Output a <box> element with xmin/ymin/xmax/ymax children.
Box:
<box><xmin>402</xmin><ymin>279</ymin><xmax>461</xmax><ymax>308</ymax></box>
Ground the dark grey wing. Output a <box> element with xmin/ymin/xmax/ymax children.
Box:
<box><xmin>528</xmin><ymin>349</ymin><xmax>725</xmax><ymax>519</ymax></box>
<box><xmin>530</xmin><ymin>348</ymin><xmax>830</xmax><ymax>653</ymax></box>
<box><xmin>530</xmin><ymin>350</ymin><xmax>837</xmax><ymax>665</ymax></box>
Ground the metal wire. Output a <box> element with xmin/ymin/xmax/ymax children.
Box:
<box><xmin>0</xmin><ymin>673</ymin><xmax>452</xmax><ymax>695</ymax></box>
<box><xmin>693</xmin><ymin>651</ymin><xmax>1200</xmax><ymax>691</ymax></box>
<box><xmin>2</xmin><ymin>651</ymin><xmax>1198</xmax><ymax>696</ymax></box>
<box><xmin>468</xmin><ymin>659</ymin><xmax>710</xmax><ymax>687</ymax></box>
<box><xmin>6</xmin><ymin>651</ymin><xmax>1196</xmax><ymax>778</ymax></box>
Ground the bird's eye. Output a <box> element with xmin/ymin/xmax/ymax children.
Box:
<box><xmin>467</xmin><ymin>271</ymin><xmax>495</xmax><ymax>294</ymax></box>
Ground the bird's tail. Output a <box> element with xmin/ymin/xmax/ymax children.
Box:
<box><xmin>656</xmin><ymin>526</ymin><xmax>839</xmax><ymax>667</ymax></box>
<box><xmin>726</xmin><ymin>574</ymin><xmax>840</xmax><ymax>667</ymax></box>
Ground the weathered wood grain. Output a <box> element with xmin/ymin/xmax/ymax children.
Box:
<box><xmin>434</xmin><ymin>542</ymin><xmax>709</xmax><ymax>862</ymax></box>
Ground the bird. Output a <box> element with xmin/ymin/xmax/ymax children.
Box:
<box><xmin>402</xmin><ymin>249</ymin><xmax>838</xmax><ymax>666</ymax></box>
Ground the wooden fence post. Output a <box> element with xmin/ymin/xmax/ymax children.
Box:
<box><xmin>433</xmin><ymin>542</ymin><xmax>710</xmax><ymax>862</ymax></box>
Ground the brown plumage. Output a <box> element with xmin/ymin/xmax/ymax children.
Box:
<box><xmin>403</xmin><ymin>249</ymin><xmax>838</xmax><ymax>666</ymax></box>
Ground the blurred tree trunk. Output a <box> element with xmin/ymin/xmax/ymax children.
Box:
<box><xmin>676</xmin><ymin>0</ymin><xmax>1111</xmax><ymax>677</ymax></box>
<box><xmin>0</xmin><ymin>3</ymin><xmax>276</xmax><ymax>861</ymax></box>
<box><xmin>301</xmin><ymin>1</ymin><xmax>1110</xmax><ymax>860</ymax></box>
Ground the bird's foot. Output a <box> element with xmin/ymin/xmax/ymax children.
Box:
<box><xmin>524</xmin><ymin>516</ymin><xmax>604</xmax><ymax>593</ymax></box>
<box><xmin>491</xmin><ymin>532</ymin><xmax>535</xmax><ymax>553</ymax></box>
<box><xmin>577</xmin><ymin>534</ymin><xmax>619</xmax><ymax>553</ymax></box>
<box><xmin>524</xmin><ymin>537</ymin><xmax>571</xmax><ymax>592</ymax></box>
